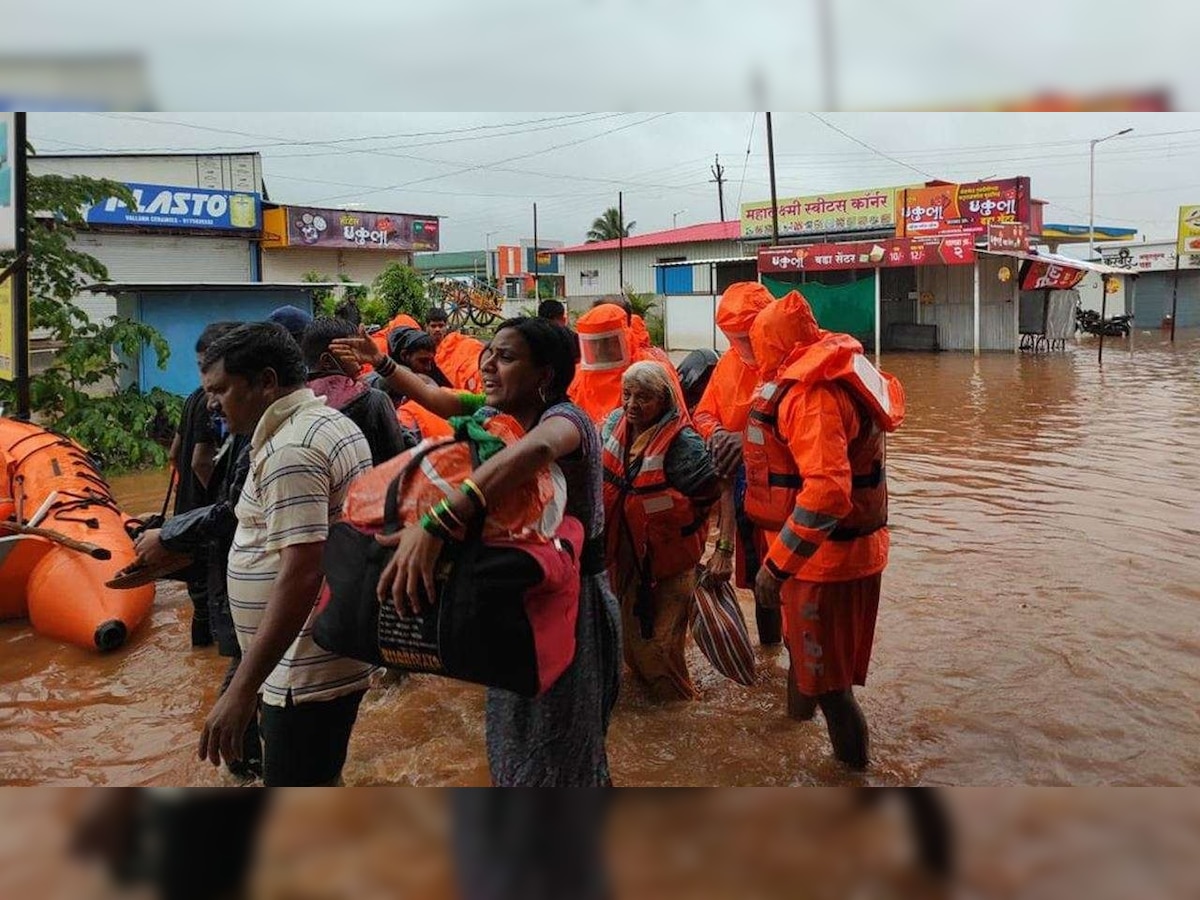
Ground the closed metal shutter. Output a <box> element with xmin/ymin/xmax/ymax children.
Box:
<box><xmin>69</xmin><ymin>232</ymin><xmax>253</xmax><ymax>323</ymax></box>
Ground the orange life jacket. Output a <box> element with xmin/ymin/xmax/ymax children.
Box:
<box><xmin>343</xmin><ymin>413</ymin><xmax>561</xmax><ymax>542</ymax></box>
<box><xmin>434</xmin><ymin>331</ymin><xmax>485</xmax><ymax>392</ymax></box>
<box><xmin>601</xmin><ymin>411</ymin><xmax>708</xmax><ymax>581</ymax></box>
<box><xmin>743</xmin><ymin>334</ymin><xmax>903</xmax><ymax>535</ymax></box>
<box><xmin>397</xmin><ymin>399</ymin><xmax>454</xmax><ymax>440</ymax></box>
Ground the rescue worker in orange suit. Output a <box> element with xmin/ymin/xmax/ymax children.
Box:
<box><xmin>743</xmin><ymin>290</ymin><xmax>905</xmax><ymax>770</ymax></box>
<box><xmin>570</xmin><ymin>303</ymin><xmax>636</xmax><ymax>424</ymax></box>
<box><xmin>691</xmin><ymin>282</ymin><xmax>782</xmax><ymax>645</ymax></box>
<box><xmin>602</xmin><ymin>361</ymin><xmax>723</xmax><ymax>700</ymax></box>
<box><xmin>571</xmin><ymin>302</ymin><xmax>685</xmax><ymax>425</ymax></box>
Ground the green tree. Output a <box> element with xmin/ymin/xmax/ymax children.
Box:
<box><xmin>586</xmin><ymin>206</ymin><xmax>635</xmax><ymax>242</ymax></box>
<box><xmin>624</xmin><ymin>287</ymin><xmax>664</xmax><ymax>347</ymax></box>
<box><xmin>373</xmin><ymin>262</ymin><xmax>431</xmax><ymax>323</ymax></box>
<box><xmin>301</xmin><ymin>269</ymin><xmax>338</xmax><ymax>317</ymax></box>
<box><xmin>0</xmin><ymin>162</ymin><xmax>175</xmax><ymax>469</ymax></box>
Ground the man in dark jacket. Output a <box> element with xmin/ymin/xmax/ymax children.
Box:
<box><xmin>301</xmin><ymin>317</ymin><xmax>413</xmax><ymax>464</ymax></box>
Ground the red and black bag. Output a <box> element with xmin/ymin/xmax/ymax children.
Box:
<box><xmin>313</xmin><ymin>440</ymin><xmax>582</xmax><ymax>698</ymax></box>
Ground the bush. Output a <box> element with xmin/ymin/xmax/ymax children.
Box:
<box><xmin>373</xmin><ymin>262</ymin><xmax>431</xmax><ymax>322</ymax></box>
<box><xmin>53</xmin><ymin>386</ymin><xmax>183</xmax><ymax>471</ymax></box>
<box><xmin>359</xmin><ymin>296</ymin><xmax>390</xmax><ymax>328</ymax></box>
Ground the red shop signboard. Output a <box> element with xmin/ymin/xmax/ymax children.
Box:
<box><xmin>899</xmin><ymin>177</ymin><xmax>1031</xmax><ymax>238</ymax></box>
<box><xmin>1020</xmin><ymin>260</ymin><xmax>1087</xmax><ymax>291</ymax></box>
<box><xmin>758</xmin><ymin>235</ymin><xmax>976</xmax><ymax>273</ymax></box>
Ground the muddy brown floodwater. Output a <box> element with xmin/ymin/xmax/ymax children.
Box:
<box><xmin>2</xmin><ymin>332</ymin><xmax>1198</xmax><ymax>786</ymax></box>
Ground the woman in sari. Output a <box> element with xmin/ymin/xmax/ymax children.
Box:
<box><xmin>332</xmin><ymin>318</ymin><xmax>620</xmax><ymax>786</ymax></box>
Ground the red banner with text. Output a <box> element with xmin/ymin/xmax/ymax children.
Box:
<box><xmin>758</xmin><ymin>235</ymin><xmax>975</xmax><ymax>273</ymax></box>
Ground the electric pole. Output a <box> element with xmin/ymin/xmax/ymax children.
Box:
<box><xmin>709</xmin><ymin>154</ymin><xmax>727</xmax><ymax>222</ymax></box>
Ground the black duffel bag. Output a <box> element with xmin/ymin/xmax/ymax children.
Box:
<box><xmin>313</xmin><ymin>440</ymin><xmax>582</xmax><ymax>698</ymax></box>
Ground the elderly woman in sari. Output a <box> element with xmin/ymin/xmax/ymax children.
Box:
<box><xmin>601</xmin><ymin>361</ymin><xmax>727</xmax><ymax>701</ymax></box>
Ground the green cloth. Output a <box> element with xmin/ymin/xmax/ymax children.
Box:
<box><xmin>457</xmin><ymin>391</ymin><xmax>487</xmax><ymax>416</ymax></box>
<box><xmin>762</xmin><ymin>274</ymin><xmax>876</xmax><ymax>336</ymax></box>
<box><xmin>447</xmin><ymin>408</ymin><xmax>507</xmax><ymax>462</ymax></box>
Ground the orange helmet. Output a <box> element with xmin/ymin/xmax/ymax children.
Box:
<box><xmin>716</xmin><ymin>282</ymin><xmax>773</xmax><ymax>367</ymax></box>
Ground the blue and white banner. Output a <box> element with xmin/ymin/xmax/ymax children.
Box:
<box><xmin>85</xmin><ymin>181</ymin><xmax>261</xmax><ymax>231</ymax></box>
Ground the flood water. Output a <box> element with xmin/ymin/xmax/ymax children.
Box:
<box><xmin>2</xmin><ymin>331</ymin><xmax>1198</xmax><ymax>786</ymax></box>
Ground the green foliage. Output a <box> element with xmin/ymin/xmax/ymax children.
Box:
<box><xmin>523</xmin><ymin>277</ymin><xmax>557</xmax><ymax>300</ymax></box>
<box><xmin>358</xmin><ymin>296</ymin><xmax>390</xmax><ymax>328</ymax></box>
<box><xmin>54</xmin><ymin>387</ymin><xmax>182</xmax><ymax>470</ymax></box>
<box><xmin>586</xmin><ymin>206</ymin><xmax>635</xmax><ymax>242</ymax></box>
<box><xmin>623</xmin><ymin>287</ymin><xmax>658</xmax><ymax>320</ymax></box>
<box><xmin>301</xmin><ymin>269</ymin><xmax>339</xmax><ymax>317</ymax></box>
<box><xmin>0</xmin><ymin>160</ymin><xmax>173</xmax><ymax>471</ymax></box>
<box><xmin>373</xmin><ymin>262</ymin><xmax>431</xmax><ymax>322</ymax></box>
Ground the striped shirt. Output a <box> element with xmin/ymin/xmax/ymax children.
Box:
<box><xmin>228</xmin><ymin>388</ymin><xmax>375</xmax><ymax>707</ymax></box>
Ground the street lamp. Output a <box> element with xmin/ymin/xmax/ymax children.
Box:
<box><xmin>672</xmin><ymin>209</ymin><xmax>687</xmax><ymax>229</ymax></box>
<box><xmin>483</xmin><ymin>230</ymin><xmax>498</xmax><ymax>282</ymax></box>
<box><xmin>1088</xmin><ymin>127</ymin><xmax>1133</xmax><ymax>261</ymax></box>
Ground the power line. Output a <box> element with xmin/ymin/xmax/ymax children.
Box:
<box><xmin>735</xmin><ymin>112</ymin><xmax>757</xmax><ymax>211</ymax></box>
<box><xmin>86</xmin><ymin>111</ymin><xmax>612</xmax><ymax>152</ymax></box>
<box><xmin>307</xmin><ymin>113</ymin><xmax>673</xmax><ymax>205</ymax></box>
<box><xmin>808</xmin><ymin>113</ymin><xmax>940</xmax><ymax>180</ymax></box>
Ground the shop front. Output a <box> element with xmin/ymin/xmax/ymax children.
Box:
<box><xmin>261</xmin><ymin>204</ymin><xmax>441</xmax><ymax>285</ymax></box>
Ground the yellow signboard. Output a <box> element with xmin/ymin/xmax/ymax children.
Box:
<box><xmin>1177</xmin><ymin>205</ymin><xmax>1200</xmax><ymax>255</ymax></box>
<box><xmin>0</xmin><ymin>277</ymin><xmax>14</xmax><ymax>382</ymax></box>
<box><xmin>740</xmin><ymin>187</ymin><xmax>897</xmax><ymax>239</ymax></box>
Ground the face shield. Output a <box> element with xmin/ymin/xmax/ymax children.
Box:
<box><xmin>724</xmin><ymin>330</ymin><xmax>756</xmax><ymax>367</ymax></box>
<box><xmin>578</xmin><ymin>329</ymin><xmax>630</xmax><ymax>372</ymax></box>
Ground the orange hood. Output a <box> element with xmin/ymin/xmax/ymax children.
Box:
<box><xmin>717</xmin><ymin>282</ymin><xmax>773</xmax><ymax>367</ymax></box>
<box><xmin>749</xmin><ymin>289</ymin><xmax>824</xmax><ymax>381</ymax></box>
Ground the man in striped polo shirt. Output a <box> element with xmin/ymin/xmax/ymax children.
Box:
<box><xmin>197</xmin><ymin>322</ymin><xmax>374</xmax><ymax>786</ymax></box>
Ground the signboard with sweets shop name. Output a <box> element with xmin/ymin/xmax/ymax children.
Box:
<box><xmin>740</xmin><ymin>187</ymin><xmax>897</xmax><ymax>239</ymax></box>
<box><xmin>281</xmin><ymin>206</ymin><xmax>440</xmax><ymax>251</ymax></box>
<box><xmin>899</xmin><ymin>177</ymin><xmax>1031</xmax><ymax>238</ymax></box>
<box><xmin>758</xmin><ymin>235</ymin><xmax>975</xmax><ymax>273</ymax></box>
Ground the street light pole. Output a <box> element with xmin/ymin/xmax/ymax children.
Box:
<box><xmin>483</xmin><ymin>230</ymin><xmax>498</xmax><ymax>283</ymax></box>
<box><xmin>1088</xmin><ymin>127</ymin><xmax>1133</xmax><ymax>261</ymax></box>
<box><xmin>672</xmin><ymin>209</ymin><xmax>687</xmax><ymax>229</ymax></box>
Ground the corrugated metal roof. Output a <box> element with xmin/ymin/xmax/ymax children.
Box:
<box><xmin>560</xmin><ymin>220</ymin><xmax>742</xmax><ymax>254</ymax></box>
<box><xmin>651</xmin><ymin>256</ymin><xmax>756</xmax><ymax>267</ymax></box>
<box><xmin>82</xmin><ymin>281</ymin><xmax>359</xmax><ymax>292</ymax></box>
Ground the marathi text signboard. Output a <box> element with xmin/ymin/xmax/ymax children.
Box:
<box><xmin>899</xmin><ymin>177</ymin><xmax>1031</xmax><ymax>238</ymax></box>
<box><xmin>1020</xmin><ymin>260</ymin><xmax>1087</xmax><ymax>291</ymax></box>
<box><xmin>987</xmin><ymin>222</ymin><xmax>1030</xmax><ymax>252</ymax></box>
<box><xmin>284</xmin><ymin>206</ymin><xmax>440</xmax><ymax>251</ymax></box>
<box><xmin>0</xmin><ymin>113</ymin><xmax>14</xmax><ymax>251</ymax></box>
<box><xmin>1177</xmin><ymin>205</ymin><xmax>1200</xmax><ymax>255</ymax></box>
<box><xmin>0</xmin><ymin>278</ymin><xmax>14</xmax><ymax>382</ymax></box>
<box><xmin>758</xmin><ymin>235</ymin><xmax>975</xmax><ymax>273</ymax></box>
<box><xmin>741</xmin><ymin>188</ymin><xmax>897</xmax><ymax>239</ymax></box>
<box><xmin>85</xmin><ymin>182</ymin><xmax>262</xmax><ymax>231</ymax></box>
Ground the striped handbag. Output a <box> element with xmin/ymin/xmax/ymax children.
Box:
<box><xmin>690</xmin><ymin>570</ymin><xmax>756</xmax><ymax>686</ymax></box>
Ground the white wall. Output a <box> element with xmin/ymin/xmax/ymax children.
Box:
<box><xmin>563</xmin><ymin>240</ymin><xmax>749</xmax><ymax>297</ymax></box>
<box><xmin>30</xmin><ymin>153</ymin><xmax>263</xmax><ymax>192</ymax></box>
<box><xmin>664</xmin><ymin>294</ymin><xmax>732</xmax><ymax>353</ymax></box>
<box><xmin>261</xmin><ymin>248</ymin><xmax>411</xmax><ymax>287</ymax></box>
<box><xmin>1075</xmin><ymin>271</ymin><xmax>1127</xmax><ymax>317</ymax></box>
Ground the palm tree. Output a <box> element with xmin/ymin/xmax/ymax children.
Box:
<box><xmin>586</xmin><ymin>206</ymin><xmax>635</xmax><ymax>242</ymax></box>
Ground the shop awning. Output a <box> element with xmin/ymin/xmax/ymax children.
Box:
<box><xmin>978</xmin><ymin>249</ymin><xmax>1128</xmax><ymax>276</ymax></box>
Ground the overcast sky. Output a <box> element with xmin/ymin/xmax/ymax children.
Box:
<box><xmin>28</xmin><ymin>111</ymin><xmax>1200</xmax><ymax>251</ymax></box>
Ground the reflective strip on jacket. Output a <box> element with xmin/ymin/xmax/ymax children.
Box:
<box><xmin>601</xmin><ymin>411</ymin><xmax>708</xmax><ymax>582</ymax></box>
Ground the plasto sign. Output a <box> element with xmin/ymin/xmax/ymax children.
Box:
<box><xmin>85</xmin><ymin>182</ymin><xmax>261</xmax><ymax>231</ymax></box>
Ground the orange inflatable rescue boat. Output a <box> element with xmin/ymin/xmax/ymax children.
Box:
<box><xmin>0</xmin><ymin>418</ymin><xmax>154</xmax><ymax>651</ymax></box>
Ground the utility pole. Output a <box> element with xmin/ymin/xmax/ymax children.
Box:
<box><xmin>532</xmin><ymin>202</ymin><xmax>539</xmax><ymax>300</ymax></box>
<box><xmin>709</xmin><ymin>154</ymin><xmax>726</xmax><ymax>222</ymax></box>
<box><xmin>765</xmin><ymin>112</ymin><xmax>780</xmax><ymax>246</ymax></box>
<box><xmin>13</xmin><ymin>112</ymin><xmax>30</xmax><ymax>419</ymax></box>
